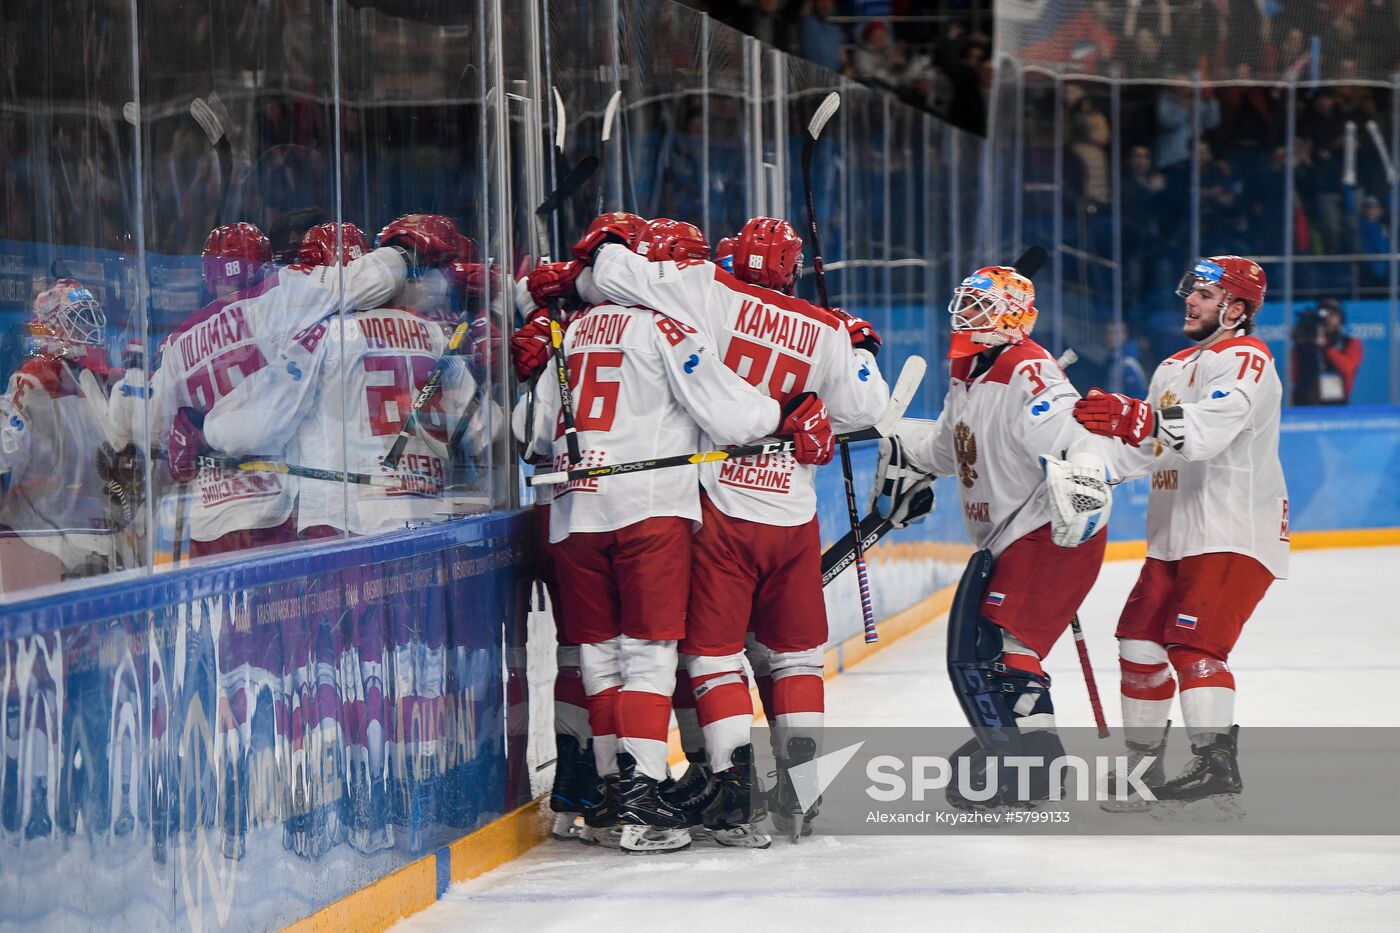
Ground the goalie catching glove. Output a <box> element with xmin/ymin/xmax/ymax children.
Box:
<box><xmin>1041</xmin><ymin>451</ymin><xmax>1114</xmax><ymax>548</ymax></box>
<box><xmin>870</xmin><ymin>435</ymin><xmax>936</xmax><ymax>529</ymax></box>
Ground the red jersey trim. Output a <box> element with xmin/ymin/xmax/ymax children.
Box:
<box><xmin>710</xmin><ymin>266</ymin><xmax>842</xmax><ymax>330</ymax></box>
<box><xmin>950</xmin><ymin>340</ymin><xmax>1055</xmax><ymax>386</ymax></box>
<box><xmin>1203</xmin><ymin>335</ymin><xmax>1272</xmax><ymax>359</ymax></box>
<box><xmin>14</xmin><ymin>353</ymin><xmax>113</xmax><ymax>400</ymax></box>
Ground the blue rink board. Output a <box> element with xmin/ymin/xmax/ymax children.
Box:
<box><xmin>0</xmin><ymin>512</ymin><xmax>532</xmax><ymax>932</ymax></box>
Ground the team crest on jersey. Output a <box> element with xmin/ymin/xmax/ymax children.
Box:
<box><xmin>953</xmin><ymin>421</ymin><xmax>978</xmax><ymax>489</ymax></box>
<box><xmin>1153</xmin><ymin>390</ymin><xmax>1180</xmax><ymax>457</ymax></box>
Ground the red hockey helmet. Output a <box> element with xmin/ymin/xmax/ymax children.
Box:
<box><xmin>572</xmin><ymin>211</ymin><xmax>647</xmax><ymax>261</ymax></box>
<box><xmin>714</xmin><ymin>236</ymin><xmax>737</xmax><ymax>272</ymax></box>
<box><xmin>376</xmin><ymin>213</ymin><xmax>461</xmax><ymax>268</ymax></box>
<box><xmin>202</xmin><ymin>222</ymin><xmax>271</xmax><ymax>294</ymax></box>
<box><xmin>297</xmin><ymin>222</ymin><xmax>370</xmax><ymax>267</ymax></box>
<box><xmin>634</xmin><ymin>218</ymin><xmax>709</xmax><ymax>263</ymax></box>
<box><xmin>1176</xmin><ymin>255</ymin><xmax>1267</xmax><ymax>318</ymax></box>
<box><xmin>731</xmin><ymin>217</ymin><xmax>803</xmax><ymax>291</ymax></box>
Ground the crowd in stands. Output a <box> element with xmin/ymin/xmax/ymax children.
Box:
<box><xmin>678</xmin><ymin>0</ymin><xmax>991</xmax><ymax>132</ymax></box>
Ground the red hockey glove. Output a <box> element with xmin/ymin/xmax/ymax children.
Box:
<box><xmin>830</xmin><ymin>306</ymin><xmax>882</xmax><ymax>357</ymax></box>
<box><xmin>377</xmin><ymin>213</ymin><xmax>461</xmax><ymax>268</ymax></box>
<box><xmin>470</xmin><ymin>314</ymin><xmax>502</xmax><ymax>375</ymax></box>
<box><xmin>780</xmin><ymin>391</ymin><xmax>835</xmax><ymax>466</ymax></box>
<box><xmin>445</xmin><ymin>260</ymin><xmax>500</xmax><ymax>299</ymax></box>
<box><xmin>572</xmin><ymin>212</ymin><xmax>647</xmax><ymax>263</ymax></box>
<box><xmin>1073</xmin><ymin>389</ymin><xmax>1155</xmax><ymax>445</ymax></box>
<box><xmin>526</xmin><ymin>260</ymin><xmax>583</xmax><ymax>306</ymax></box>
<box><xmin>510</xmin><ymin>311</ymin><xmax>555</xmax><ymax>382</ymax></box>
<box><xmin>168</xmin><ymin>406</ymin><xmax>208</xmax><ymax>483</ymax></box>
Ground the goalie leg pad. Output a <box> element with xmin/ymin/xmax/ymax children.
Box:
<box><xmin>946</xmin><ymin>550</ymin><xmax>1068</xmax><ymax>806</ymax></box>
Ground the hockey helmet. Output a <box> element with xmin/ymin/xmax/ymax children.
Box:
<box><xmin>202</xmin><ymin>222</ymin><xmax>271</xmax><ymax>294</ymax></box>
<box><xmin>634</xmin><ymin>218</ymin><xmax>709</xmax><ymax>263</ymax></box>
<box><xmin>30</xmin><ymin>279</ymin><xmax>107</xmax><ymax>351</ymax></box>
<box><xmin>946</xmin><ymin>265</ymin><xmax>1037</xmax><ymax>359</ymax></box>
<box><xmin>731</xmin><ymin>217</ymin><xmax>803</xmax><ymax>291</ymax></box>
<box><xmin>714</xmin><ymin>236</ymin><xmax>737</xmax><ymax>273</ymax></box>
<box><xmin>297</xmin><ymin>222</ymin><xmax>370</xmax><ymax>267</ymax></box>
<box><xmin>1176</xmin><ymin>255</ymin><xmax>1267</xmax><ymax>321</ymax></box>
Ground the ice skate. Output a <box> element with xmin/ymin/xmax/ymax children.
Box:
<box><xmin>617</xmin><ymin>754</ymin><xmax>691</xmax><ymax>854</ymax></box>
<box><xmin>1100</xmin><ymin>723</ymin><xmax>1170</xmax><ymax>813</ymax></box>
<box><xmin>1150</xmin><ymin>726</ymin><xmax>1244</xmax><ymax>821</ymax></box>
<box><xmin>769</xmin><ymin>736</ymin><xmax>819</xmax><ymax>842</ymax></box>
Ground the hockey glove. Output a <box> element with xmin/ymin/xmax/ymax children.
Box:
<box><xmin>1042</xmin><ymin>452</ymin><xmax>1113</xmax><ymax>548</ymax></box>
<box><xmin>446</xmin><ymin>260</ymin><xmax>500</xmax><ymax>299</ymax></box>
<box><xmin>779</xmin><ymin>392</ymin><xmax>834</xmax><ymax>466</ymax></box>
<box><xmin>526</xmin><ymin>260</ymin><xmax>584</xmax><ymax>307</ymax></box>
<box><xmin>871</xmin><ymin>436</ymin><xmax>935</xmax><ymax>526</ymax></box>
<box><xmin>830</xmin><ymin>306</ymin><xmax>882</xmax><ymax>357</ymax></box>
<box><xmin>572</xmin><ymin>212</ymin><xmax>647</xmax><ymax>263</ymax></box>
<box><xmin>510</xmin><ymin>311</ymin><xmax>554</xmax><ymax>383</ymax></box>
<box><xmin>1073</xmin><ymin>389</ymin><xmax>1155</xmax><ymax>445</ymax></box>
<box><xmin>168</xmin><ymin>406</ymin><xmax>208</xmax><ymax>484</ymax></box>
<box><xmin>377</xmin><ymin>213</ymin><xmax>461</xmax><ymax>269</ymax></box>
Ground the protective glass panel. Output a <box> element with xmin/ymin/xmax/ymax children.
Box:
<box><xmin>0</xmin><ymin>2</ymin><xmax>143</xmax><ymax>598</ymax></box>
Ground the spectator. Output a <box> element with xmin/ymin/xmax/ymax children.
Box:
<box><xmin>1069</xmin><ymin>93</ymin><xmax>1112</xmax><ymax>208</ymax></box>
<box><xmin>849</xmin><ymin>21</ymin><xmax>905</xmax><ymax>91</ymax></box>
<box><xmin>1359</xmin><ymin>196</ymin><xmax>1392</xmax><ymax>288</ymax></box>
<box><xmin>1291</xmin><ymin>298</ymin><xmax>1364</xmax><ymax>405</ymax></box>
<box><xmin>1122</xmin><ymin>144</ymin><xmax>1168</xmax><ymax>310</ymax></box>
<box><xmin>798</xmin><ymin>0</ymin><xmax>845</xmax><ymax>74</ymax></box>
<box><xmin>1297</xmin><ymin>91</ymin><xmax>1349</xmax><ymax>253</ymax></box>
<box><xmin>1154</xmin><ymin>79</ymin><xmax>1220</xmax><ymax>177</ymax></box>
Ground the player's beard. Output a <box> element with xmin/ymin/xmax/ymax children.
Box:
<box><xmin>1182</xmin><ymin>303</ymin><xmax>1219</xmax><ymax>342</ymax></box>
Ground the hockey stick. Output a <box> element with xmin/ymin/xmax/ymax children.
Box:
<box><xmin>384</xmin><ymin>158</ymin><xmax>599</xmax><ymax>472</ymax></box>
<box><xmin>802</xmin><ymin>92</ymin><xmax>881</xmax><ymax>643</ymax></box>
<box><xmin>594</xmin><ymin>90</ymin><xmax>623</xmax><ymax>216</ymax></box>
<box><xmin>1070</xmin><ymin>614</ymin><xmax>1109</xmax><ymax>738</ymax></box>
<box><xmin>199</xmin><ymin>456</ymin><xmax>406</xmax><ymax>489</ymax></box>
<box><xmin>529</xmin><ymin>355</ymin><xmax>926</xmax><ymax>488</ymax></box>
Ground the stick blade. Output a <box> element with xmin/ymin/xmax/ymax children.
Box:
<box><xmin>874</xmin><ymin>355</ymin><xmax>927</xmax><ymax>436</ymax></box>
<box><xmin>535</xmin><ymin>154</ymin><xmax>599</xmax><ymax>216</ymax></box>
<box><xmin>601</xmin><ymin>89</ymin><xmax>623</xmax><ymax>142</ymax></box>
<box><xmin>1013</xmin><ymin>245</ymin><xmax>1049</xmax><ymax>279</ymax></box>
<box><xmin>807</xmin><ymin>91</ymin><xmax>841</xmax><ymax>141</ymax></box>
<box><xmin>552</xmin><ymin>86</ymin><xmax>568</xmax><ymax>152</ymax></box>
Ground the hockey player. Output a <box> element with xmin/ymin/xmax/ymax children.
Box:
<box><xmin>202</xmin><ymin>216</ymin><xmax>497</xmax><ymax>853</ymax></box>
<box><xmin>522</xmin><ymin>220</ymin><xmax>833</xmax><ymax>853</ymax></box>
<box><xmin>537</xmin><ymin>215</ymin><xmax>888</xmax><ymax>841</ymax></box>
<box><xmin>877</xmin><ymin>264</ymin><xmax>1117</xmax><ymax>809</ymax></box>
<box><xmin>511</xmin><ymin>212</ymin><xmax>648</xmax><ymax>843</ymax></box>
<box><xmin>1073</xmin><ymin>256</ymin><xmax>1286</xmax><ymax>815</ymax></box>
<box><xmin>151</xmin><ymin>219</ymin><xmax>411</xmax><ymax>558</ymax></box>
<box><xmin>0</xmin><ymin>280</ymin><xmax>122</xmax><ymax>589</ymax></box>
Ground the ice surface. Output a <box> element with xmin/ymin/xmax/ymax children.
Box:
<box><xmin>397</xmin><ymin>547</ymin><xmax>1400</xmax><ymax>932</ymax></box>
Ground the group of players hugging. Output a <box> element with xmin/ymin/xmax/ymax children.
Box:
<box><xmin>0</xmin><ymin>213</ymin><xmax>505</xmax><ymax>857</ymax></box>
<box><xmin>513</xmin><ymin>209</ymin><xmax>1287</xmax><ymax>853</ymax></box>
<box><xmin>0</xmin><ymin>191</ymin><xmax>1286</xmax><ymax>857</ymax></box>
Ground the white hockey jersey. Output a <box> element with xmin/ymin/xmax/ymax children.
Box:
<box><xmin>526</xmin><ymin>302</ymin><xmax>781</xmax><ymax>544</ymax></box>
<box><xmin>149</xmin><ymin>248</ymin><xmax>405</xmax><ymax>542</ymax></box>
<box><xmin>906</xmin><ymin>340</ymin><xmax>1123</xmax><ymax>558</ymax></box>
<box><xmin>0</xmin><ymin>351</ymin><xmax>119</xmax><ymax>571</ymax></box>
<box><xmin>205</xmin><ymin>303</ymin><xmax>498</xmax><ymax>536</ymax></box>
<box><xmin>1104</xmin><ymin>335</ymin><xmax>1289</xmax><ymax>579</ymax></box>
<box><xmin>589</xmin><ymin>244</ymin><xmax>889</xmax><ymax>526</ymax></box>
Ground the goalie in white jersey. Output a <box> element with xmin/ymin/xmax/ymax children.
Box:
<box><xmin>881</xmin><ymin>263</ymin><xmax>1120</xmax><ymax>808</ymax></box>
<box><xmin>535</xmin><ymin>214</ymin><xmax>888</xmax><ymax>839</ymax></box>
<box><xmin>150</xmin><ymin>219</ymin><xmax>412</xmax><ymax>557</ymax></box>
<box><xmin>522</xmin><ymin>218</ymin><xmax>833</xmax><ymax>853</ymax></box>
<box><xmin>1074</xmin><ymin>255</ymin><xmax>1287</xmax><ymax>813</ymax></box>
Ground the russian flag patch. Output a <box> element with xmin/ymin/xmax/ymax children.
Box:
<box><xmin>986</xmin><ymin>592</ymin><xmax>1006</xmax><ymax>607</ymax></box>
<box><xmin>1176</xmin><ymin>613</ymin><xmax>1199</xmax><ymax>629</ymax></box>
